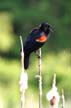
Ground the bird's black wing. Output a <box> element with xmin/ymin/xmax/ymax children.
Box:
<box><xmin>25</xmin><ymin>28</ymin><xmax>40</xmax><ymax>42</ymax></box>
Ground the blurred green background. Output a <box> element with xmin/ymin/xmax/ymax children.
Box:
<box><xmin>0</xmin><ymin>0</ymin><xmax>71</xmax><ymax>108</ymax></box>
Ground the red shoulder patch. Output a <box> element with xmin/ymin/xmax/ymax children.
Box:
<box><xmin>36</xmin><ymin>35</ymin><xmax>47</xmax><ymax>42</ymax></box>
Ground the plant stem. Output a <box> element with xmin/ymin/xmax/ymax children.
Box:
<box><xmin>20</xmin><ymin>36</ymin><xmax>25</xmax><ymax>108</ymax></box>
<box><xmin>62</xmin><ymin>89</ymin><xmax>65</xmax><ymax>108</ymax></box>
<box><xmin>37</xmin><ymin>48</ymin><xmax>42</xmax><ymax>108</ymax></box>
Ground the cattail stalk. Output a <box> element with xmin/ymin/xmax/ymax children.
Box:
<box><xmin>20</xmin><ymin>36</ymin><xmax>24</xmax><ymax>73</ymax></box>
<box><xmin>19</xmin><ymin>36</ymin><xmax>28</xmax><ymax>108</ymax></box>
<box><xmin>52</xmin><ymin>74</ymin><xmax>56</xmax><ymax>88</ymax></box>
<box><xmin>61</xmin><ymin>89</ymin><xmax>65</xmax><ymax>108</ymax></box>
<box><xmin>46</xmin><ymin>74</ymin><xmax>60</xmax><ymax>108</ymax></box>
<box><xmin>37</xmin><ymin>48</ymin><xmax>42</xmax><ymax>108</ymax></box>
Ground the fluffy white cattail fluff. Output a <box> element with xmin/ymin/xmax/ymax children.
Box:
<box><xmin>46</xmin><ymin>74</ymin><xmax>60</xmax><ymax>108</ymax></box>
<box><xmin>19</xmin><ymin>72</ymin><xmax>28</xmax><ymax>92</ymax></box>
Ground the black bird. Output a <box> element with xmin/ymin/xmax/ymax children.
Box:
<box><xmin>24</xmin><ymin>22</ymin><xmax>52</xmax><ymax>69</ymax></box>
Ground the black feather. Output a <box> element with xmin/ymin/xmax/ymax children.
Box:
<box><xmin>23</xmin><ymin>22</ymin><xmax>52</xmax><ymax>69</ymax></box>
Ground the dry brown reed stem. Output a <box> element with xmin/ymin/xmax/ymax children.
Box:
<box><xmin>37</xmin><ymin>48</ymin><xmax>42</xmax><ymax>108</ymax></box>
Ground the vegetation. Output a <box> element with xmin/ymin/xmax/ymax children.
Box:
<box><xmin>0</xmin><ymin>0</ymin><xmax>71</xmax><ymax>108</ymax></box>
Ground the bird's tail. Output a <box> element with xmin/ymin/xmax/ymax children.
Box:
<box><xmin>24</xmin><ymin>54</ymin><xmax>30</xmax><ymax>70</ymax></box>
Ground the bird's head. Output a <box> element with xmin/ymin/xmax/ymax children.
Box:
<box><xmin>39</xmin><ymin>22</ymin><xmax>53</xmax><ymax>34</ymax></box>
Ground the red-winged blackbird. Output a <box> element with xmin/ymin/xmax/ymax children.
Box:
<box><xmin>24</xmin><ymin>22</ymin><xmax>53</xmax><ymax>69</ymax></box>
